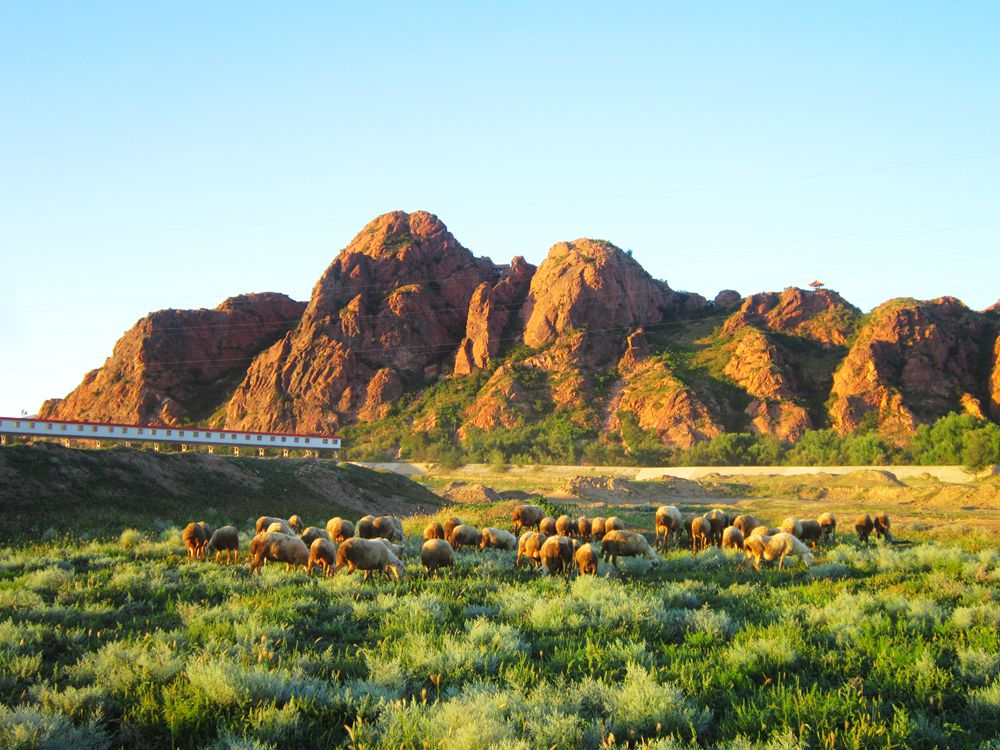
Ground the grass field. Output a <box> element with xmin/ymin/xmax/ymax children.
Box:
<box><xmin>1</xmin><ymin>497</ymin><xmax>999</xmax><ymax>750</ymax></box>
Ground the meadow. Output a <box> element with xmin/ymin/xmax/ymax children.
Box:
<box><xmin>1</xmin><ymin>499</ymin><xmax>999</xmax><ymax>750</ymax></box>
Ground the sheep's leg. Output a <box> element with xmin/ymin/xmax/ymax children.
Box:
<box><xmin>778</xmin><ymin>553</ymin><xmax>786</xmax><ymax>570</ymax></box>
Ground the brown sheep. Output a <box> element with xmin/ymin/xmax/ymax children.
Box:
<box><xmin>855</xmin><ymin>514</ymin><xmax>874</xmax><ymax>543</ymax></box>
<box><xmin>691</xmin><ymin>516</ymin><xmax>712</xmax><ymax>553</ymax></box>
<box><xmin>704</xmin><ymin>509</ymin><xmax>729</xmax><ymax>546</ymax></box>
<box><xmin>356</xmin><ymin>516</ymin><xmax>376</xmax><ymax>539</ymax></box>
<box><xmin>373</xmin><ymin>515</ymin><xmax>404</xmax><ymax>542</ymax></box>
<box><xmin>332</xmin><ymin>537</ymin><xmax>404</xmax><ymax>581</ymax></box>
<box><xmin>539</xmin><ymin>535</ymin><xmax>575</xmax><ymax>575</ymax></box>
<box><xmin>590</xmin><ymin>517</ymin><xmax>606</xmax><ymax>539</ymax></box>
<box><xmin>798</xmin><ymin>520</ymin><xmax>823</xmax><ymax>547</ymax></box>
<box><xmin>255</xmin><ymin>516</ymin><xmax>289</xmax><ymax>534</ymax></box>
<box><xmin>288</xmin><ymin>515</ymin><xmax>304</xmax><ymax>534</ymax></box>
<box><xmin>266</xmin><ymin>520</ymin><xmax>294</xmax><ymax>536</ymax></box>
<box><xmin>248</xmin><ymin>532</ymin><xmax>309</xmax><ymax>574</ymax></box>
<box><xmin>749</xmin><ymin>525</ymin><xmax>782</xmax><ymax>538</ymax></box>
<box><xmin>682</xmin><ymin>513</ymin><xmax>698</xmax><ymax>545</ymax></box>
<box><xmin>874</xmin><ymin>512</ymin><xmax>892</xmax><ymax>541</ymax></box>
<box><xmin>780</xmin><ymin>517</ymin><xmax>803</xmax><ymax>539</ymax></box>
<box><xmin>325</xmin><ymin>517</ymin><xmax>355</xmax><ymax>542</ymax></box>
<box><xmin>480</xmin><ymin>527</ymin><xmax>517</xmax><ymax>551</ymax></box>
<box><xmin>605</xmin><ymin>516</ymin><xmax>625</xmax><ymax>533</ymax></box>
<box><xmin>601</xmin><ymin>530</ymin><xmax>660</xmax><ymax>568</ymax></box>
<box><xmin>300</xmin><ymin>527</ymin><xmax>331</xmax><ymax>548</ymax></box>
<box><xmin>420</xmin><ymin>539</ymin><xmax>454</xmax><ymax>576</ymax></box>
<box><xmin>744</xmin><ymin>532</ymin><xmax>814</xmax><ymax>571</ymax></box>
<box><xmin>449</xmin><ymin>524</ymin><xmax>482</xmax><ymax>551</ymax></box>
<box><xmin>555</xmin><ymin>515</ymin><xmax>574</xmax><ymax>537</ymax></box>
<box><xmin>733</xmin><ymin>514</ymin><xmax>763</xmax><ymax>537</ymax></box>
<box><xmin>655</xmin><ymin>505</ymin><xmax>682</xmax><ymax>550</ymax></box>
<box><xmin>375</xmin><ymin>538</ymin><xmax>406</xmax><ymax>559</ymax></box>
<box><xmin>183</xmin><ymin>522</ymin><xmax>213</xmax><ymax>559</ymax></box>
<box><xmin>307</xmin><ymin>538</ymin><xmax>338</xmax><ymax>576</ymax></box>
<box><xmin>574</xmin><ymin>543</ymin><xmax>599</xmax><ymax>576</ymax></box>
<box><xmin>443</xmin><ymin>517</ymin><xmax>462</xmax><ymax>539</ymax></box>
<box><xmin>576</xmin><ymin>516</ymin><xmax>592</xmax><ymax>540</ymax></box>
<box><xmin>818</xmin><ymin>512</ymin><xmax>837</xmax><ymax>542</ymax></box>
<box><xmin>516</xmin><ymin>532</ymin><xmax>546</xmax><ymax>569</ymax></box>
<box><xmin>512</xmin><ymin>505</ymin><xmax>545</xmax><ymax>536</ymax></box>
<box><xmin>423</xmin><ymin>522</ymin><xmax>445</xmax><ymax>541</ymax></box>
<box><xmin>539</xmin><ymin>517</ymin><xmax>558</xmax><ymax>536</ymax></box>
<box><xmin>721</xmin><ymin>526</ymin><xmax>744</xmax><ymax>551</ymax></box>
<box><xmin>205</xmin><ymin>526</ymin><xmax>238</xmax><ymax>564</ymax></box>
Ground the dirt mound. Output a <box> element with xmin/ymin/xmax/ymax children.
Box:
<box><xmin>564</xmin><ymin>475</ymin><xmax>714</xmax><ymax>504</ymax></box>
<box><xmin>439</xmin><ymin>482</ymin><xmax>503</xmax><ymax>504</ymax></box>
<box><xmin>833</xmin><ymin>469</ymin><xmax>907</xmax><ymax>487</ymax></box>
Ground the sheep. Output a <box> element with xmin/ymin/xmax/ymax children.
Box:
<box><xmin>266</xmin><ymin>520</ymin><xmax>294</xmax><ymax>536</ymax></box>
<box><xmin>555</xmin><ymin>514</ymin><xmax>575</xmax><ymax>537</ymax></box>
<box><xmin>332</xmin><ymin>537</ymin><xmax>404</xmax><ymax>581</ymax></box>
<box><xmin>325</xmin><ymin>517</ymin><xmax>355</xmax><ymax>542</ymax></box>
<box><xmin>600</xmin><ymin>530</ymin><xmax>659</xmax><ymax>568</ymax></box>
<box><xmin>516</xmin><ymin>532</ymin><xmax>546</xmax><ymax>569</ymax></box>
<box><xmin>590</xmin><ymin>517</ymin><xmax>606</xmax><ymax>539</ymax></box>
<box><xmin>205</xmin><ymin>525</ymin><xmax>239</xmax><ymax>563</ymax></box>
<box><xmin>855</xmin><ymin>514</ymin><xmax>874</xmax><ymax>543</ymax></box>
<box><xmin>373</xmin><ymin>515</ymin><xmax>404</xmax><ymax>542</ymax></box>
<box><xmin>449</xmin><ymin>524</ymin><xmax>482</xmax><ymax>551</ymax></box>
<box><xmin>443</xmin><ymin>517</ymin><xmax>462</xmax><ymax>539</ymax></box>
<box><xmin>255</xmin><ymin>516</ymin><xmax>290</xmax><ymax>534</ymax></box>
<box><xmin>704</xmin><ymin>509</ymin><xmax>729</xmax><ymax>545</ymax></box>
<box><xmin>300</xmin><ymin>526</ymin><xmax>332</xmax><ymax>548</ymax></box>
<box><xmin>721</xmin><ymin>525</ymin><xmax>744</xmax><ymax>551</ymax></box>
<box><xmin>654</xmin><ymin>505</ymin><xmax>682</xmax><ymax>550</ymax></box>
<box><xmin>420</xmin><ymin>539</ymin><xmax>454</xmax><ymax>576</ymax></box>
<box><xmin>744</xmin><ymin>532</ymin><xmax>814</xmax><ymax>571</ymax></box>
<box><xmin>375</xmin><ymin>537</ymin><xmax>405</xmax><ymax>558</ymax></box>
<box><xmin>574</xmin><ymin>543</ymin><xmax>600</xmax><ymax>576</ymax></box>
<box><xmin>356</xmin><ymin>515</ymin><xmax>376</xmax><ymax>539</ymax></box>
<box><xmin>183</xmin><ymin>521</ymin><xmax>213</xmax><ymax>559</ymax></box>
<box><xmin>288</xmin><ymin>515</ymin><xmax>304</xmax><ymax>534</ymax></box>
<box><xmin>682</xmin><ymin>513</ymin><xmax>699</xmax><ymax>545</ymax></box>
<box><xmin>874</xmin><ymin>512</ymin><xmax>892</xmax><ymax>541</ymax></box>
<box><xmin>818</xmin><ymin>512</ymin><xmax>837</xmax><ymax>542</ymax></box>
<box><xmin>576</xmin><ymin>516</ymin><xmax>592</xmax><ymax>540</ymax></box>
<box><xmin>733</xmin><ymin>514</ymin><xmax>764</xmax><ymax>537</ymax></box>
<box><xmin>480</xmin><ymin>527</ymin><xmax>517</xmax><ymax>551</ymax></box>
<box><xmin>539</xmin><ymin>535</ymin><xmax>575</xmax><ymax>575</ymax></box>
<box><xmin>691</xmin><ymin>516</ymin><xmax>712</xmax><ymax>553</ymax></box>
<box><xmin>539</xmin><ymin>517</ymin><xmax>558</xmax><ymax>536</ymax></box>
<box><xmin>749</xmin><ymin>525</ymin><xmax>782</xmax><ymax>538</ymax></box>
<box><xmin>307</xmin><ymin>538</ymin><xmax>338</xmax><ymax>576</ymax></box>
<box><xmin>512</xmin><ymin>505</ymin><xmax>545</xmax><ymax>536</ymax></box>
<box><xmin>423</xmin><ymin>522</ymin><xmax>445</xmax><ymax>540</ymax></box>
<box><xmin>780</xmin><ymin>517</ymin><xmax>803</xmax><ymax>539</ymax></box>
<box><xmin>798</xmin><ymin>520</ymin><xmax>823</xmax><ymax>547</ymax></box>
<box><xmin>248</xmin><ymin>532</ymin><xmax>309</xmax><ymax>574</ymax></box>
<box><xmin>605</xmin><ymin>516</ymin><xmax>625</xmax><ymax>532</ymax></box>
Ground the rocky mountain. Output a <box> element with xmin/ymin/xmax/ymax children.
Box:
<box><xmin>39</xmin><ymin>210</ymin><xmax>1000</xmax><ymax>457</ymax></box>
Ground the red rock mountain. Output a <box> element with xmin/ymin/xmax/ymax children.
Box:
<box><xmin>39</xmin><ymin>211</ymin><xmax>1000</xmax><ymax>453</ymax></box>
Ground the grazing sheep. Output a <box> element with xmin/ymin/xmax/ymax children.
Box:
<box><xmin>574</xmin><ymin>543</ymin><xmax>600</xmax><ymax>576</ymax></box>
<box><xmin>373</xmin><ymin>515</ymin><xmax>404</xmax><ymax>542</ymax></box>
<box><xmin>300</xmin><ymin>527</ymin><xmax>331</xmax><ymax>548</ymax></box>
<box><xmin>590</xmin><ymin>517</ymin><xmax>606</xmax><ymax>539</ymax></box>
<box><xmin>733</xmin><ymin>514</ymin><xmax>763</xmax><ymax>537</ymax></box>
<box><xmin>375</xmin><ymin>537</ymin><xmax>405</xmax><ymax>558</ymax></box>
<box><xmin>248</xmin><ymin>532</ymin><xmax>309</xmax><ymax>574</ymax></box>
<box><xmin>605</xmin><ymin>516</ymin><xmax>625</xmax><ymax>533</ymax></box>
<box><xmin>449</xmin><ymin>524</ymin><xmax>482</xmax><ymax>551</ymax></box>
<box><xmin>255</xmin><ymin>516</ymin><xmax>289</xmax><ymax>534</ymax></box>
<box><xmin>516</xmin><ymin>532</ymin><xmax>546</xmax><ymax>569</ymax></box>
<box><xmin>356</xmin><ymin>516</ymin><xmax>376</xmax><ymax>539</ymax></box>
<box><xmin>266</xmin><ymin>520</ymin><xmax>294</xmax><ymax>536</ymax></box>
<box><xmin>818</xmin><ymin>512</ymin><xmax>837</xmax><ymax>542</ymax></box>
<box><xmin>539</xmin><ymin>535</ymin><xmax>575</xmax><ymax>575</ymax></box>
<box><xmin>307</xmin><ymin>538</ymin><xmax>338</xmax><ymax>576</ymax></box>
<box><xmin>798</xmin><ymin>520</ymin><xmax>823</xmax><ymax>547</ymax></box>
<box><xmin>691</xmin><ymin>516</ymin><xmax>712</xmax><ymax>553</ymax></box>
<box><xmin>721</xmin><ymin>526</ymin><xmax>744</xmax><ymax>551</ymax></box>
<box><xmin>682</xmin><ymin>513</ymin><xmax>699</xmax><ymax>545</ymax></box>
<box><xmin>332</xmin><ymin>537</ymin><xmax>404</xmax><ymax>580</ymax></box>
<box><xmin>420</xmin><ymin>539</ymin><xmax>454</xmax><ymax>576</ymax></box>
<box><xmin>780</xmin><ymin>517</ymin><xmax>803</xmax><ymax>539</ymax></box>
<box><xmin>744</xmin><ymin>532</ymin><xmax>814</xmax><ymax>571</ymax></box>
<box><xmin>539</xmin><ymin>517</ymin><xmax>558</xmax><ymax>536</ymax></box>
<box><xmin>600</xmin><ymin>530</ymin><xmax>660</xmax><ymax>567</ymax></box>
<box><xmin>855</xmin><ymin>514</ymin><xmax>874</xmax><ymax>543</ymax></box>
<box><xmin>183</xmin><ymin>522</ymin><xmax>213</xmax><ymax>559</ymax></box>
<box><xmin>576</xmin><ymin>516</ymin><xmax>592</xmax><ymax>540</ymax></box>
<box><xmin>555</xmin><ymin>514</ymin><xmax>574</xmax><ymax>537</ymax></box>
<box><xmin>287</xmin><ymin>515</ymin><xmax>304</xmax><ymax>534</ymax></box>
<box><xmin>704</xmin><ymin>509</ymin><xmax>729</xmax><ymax>546</ymax></box>
<box><xmin>749</xmin><ymin>525</ymin><xmax>782</xmax><ymax>538</ymax></box>
<box><xmin>443</xmin><ymin>517</ymin><xmax>462</xmax><ymax>539</ymax></box>
<box><xmin>480</xmin><ymin>527</ymin><xmax>517</xmax><ymax>551</ymax></box>
<box><xmin>423</xmin><ymin>522</ymin><xmax>445</xmax><ymax>541</ymax></box>
<box><xmin>512</xmin><ymin>505</ymin><xmax>545</xmax><ymax>536</ymax></box>
<box><xmin>205</xmin><ymin>526</ymin><xmax>239</xmax><ymax>564</ymax></box>
<box><xmin>874</xmin><ymin>512</ymin><xmax>892</xmax><ymax>541</ymax></box>
<box><xmin>325</xmin><ymin>517</ymin><xmax>355</xmax><ymax>542</ymax></box>
<box><xmin>654</xmin><ymin>505</ymin><xmax>682</xmax><ymax>550</ymax></box>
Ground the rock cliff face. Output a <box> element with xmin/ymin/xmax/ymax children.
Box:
<box><xmin>723</xmin><ymin>287</ymin><xmax>860</xmax><ymax>345</ymax></box>
<box><xmin>225</xmin><ymin>211</ymin><xmax>497</xmax><ymax>432</ymax></box>
<box><xmin>39</xmin><ymin>294</ymin><xmax>305</xmax><ymax>426</ymax></box>
<box><xmin>829</xmin><ymin>297</ymin><xmax>992</xmax><ymax>436</ymax></box>
<box><xmin>989</xmin><ymin>333</ymin><xmax>1000</xmax><ymax>421</ymax></box>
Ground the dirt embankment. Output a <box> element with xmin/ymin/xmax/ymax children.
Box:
<box><xmin>563</xmin><ymin>475</ymin><xmax>719</xmax><ymax>505</ymax></box>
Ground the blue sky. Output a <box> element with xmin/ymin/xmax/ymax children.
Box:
<box><xmin>2</xmin><ymin>2</ymin><xmax>998</xmax><ymax>416</ymax></box>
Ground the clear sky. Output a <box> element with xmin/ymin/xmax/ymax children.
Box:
<box><xmin>2</xmin><ymin>2</ymin><xmax>998</xmax><ymax>417</ymax></box>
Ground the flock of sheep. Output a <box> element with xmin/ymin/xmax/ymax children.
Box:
<box><xmin>179</xmin><ymin>504</ymin><xmax>894</xmax><ymax>580</ymax></box>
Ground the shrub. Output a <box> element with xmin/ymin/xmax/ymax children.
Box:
<box><xmin>0</xmin><ymin>704</ymin><xmax>111</xmax><ymax>750</ymax></box>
